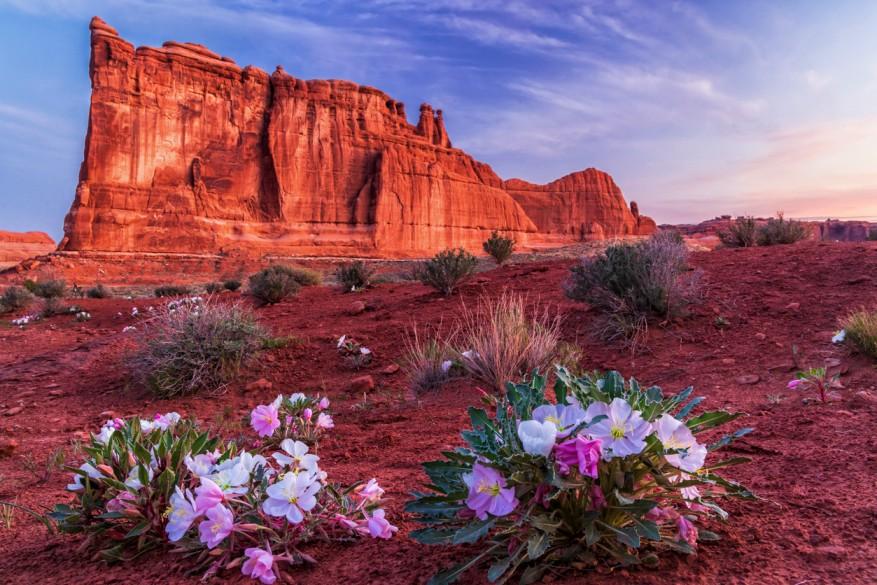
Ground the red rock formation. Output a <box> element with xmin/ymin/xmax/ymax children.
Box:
<box><xmin>504</xmin><ymin>169</ymin><xmax>656</xmax><ymax>242</ymax></box>
<box><xmin>0</xmin><ymin>231</ymin><xmax>56</xmax><ymax>269</ymax></box>
<box><xmin>60</xmin><ymin>18</ymin><xmax>654</xmax><ymax>258</ymax></box>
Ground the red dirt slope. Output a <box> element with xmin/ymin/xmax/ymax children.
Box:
<box><xmin>0</xmin><ymin>240</ymin><xmax>876</xmax><ymax>584</ymax></box>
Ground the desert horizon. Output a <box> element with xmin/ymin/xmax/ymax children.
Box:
<box><xmin>1</xmin><ymin>4</ymin><xmax>876</xmax><ymax>585</ymax></box>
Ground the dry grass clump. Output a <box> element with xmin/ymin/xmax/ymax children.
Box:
<box><xmin>565</xmin><ymin>231</ymin><xmax>702</xmax><ymax>351</ymax></box>
<box><xmin>840</xmin><ymin>308</ymin><xmax>877</xmax><ymax>358</ymax></box>
<box><xmin>336</xmin><ymin>261</ymin><xmax>376</xmax><ymax>292</ymax></box>
<box><xmin>402</xmin><ymin>326</ymin><xmax>457</xmax><ymax>393</ymax></box>
<box><xmin>455</xmin><ymin>292</ymin><xmax>563</xmax><ymax>391</ymax></box>
<box><xmin>0</xmin><ymin>286</ymin><xmax>34</xmax><ymax>314</ymax></box>
<box><xmin>129</xmin><ymin>300</ymin><xmax>266</xmax><ymax>398</ymax></box>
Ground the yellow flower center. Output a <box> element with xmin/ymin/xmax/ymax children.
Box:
<box><xmin>477</xmin><ymin>481</ymin><xmax>501</xmax><ymax>496</ymax></box>
<box><xmin>288</xmin><ymin>496</ymin><xmax>298</xmax><ymax>504</ymax></box>
<box><xmin>545</xmin><ymin>415</ymin><xmax>561</xmax><ymax>427</ymax></box>
<box><xmin>610</xmin><ymin>425</ymin><xmax>626</xmax><ymax>439</ymax></box>
<box><xmin>211</xmin><ymin>523</ymin><xmax>221</xmax><ymax>534</ymax></box>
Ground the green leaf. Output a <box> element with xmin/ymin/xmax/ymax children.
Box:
<box><xmin>123</xmin><ymin>520</ymin><xmax>151</xmax><ymax>540</ymax></box>
<box><xmin>598</xmin><ymin>521</ymin><xmax>640</xmax><ymax>548</ymax></box>
<box><xmin>487</xmin><ymin>557</ymin><xmax>511</xmax><ymax>583</ymax></box>
<box><xmin>410</xmin><ymin>527</ymin><xmax>459</xmax><ymax>545</ymax></box>
<box><xmin>527</xmin><ymin>531</ymin><xmax>551</xmax><ymax>560</ymax></box>
<box><xmin>676</xmin><ymin>396</ymin><xmax>704</xmax><ymax>419</ymax></box>
<box><xmin>708</xmin><ymin>428</ymin><xmax>753</xmax><ymax>451</ymax></box>
<box><xmin>452</xmin><ymin>518</ymin><xmax>495</xmax><ymax>545</ymax></box>
<box><xmin>703</xmin><ymin>456</ymin><xmax>751</xmax><ymax>470</ymax></box>
<box><xmin>633</xmin><ymin>519</ymin><xmax>660</xmax><ymax>541</ymax></box>
<box><xmin>404</xmin><ymin>497</ymin><xmax>465</xmax><ymax>516</ymax></box>
<box><xmin>519</xmin><ymin>564</ymin><xmax>547</xmax><ymax>584</ymax></box>
<box><xmin>686</xmin><ymin>410</ymin><xmax>743</xmax><ymax>433</ymax></box>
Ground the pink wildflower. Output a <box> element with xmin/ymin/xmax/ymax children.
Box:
<box><xmin>787</xmin><ymin>379</ymin><xmax>802</xmax><ymax>390</ymax></box>
<box><xmin>589</xmin><ymin>484</ymin><xmax>607</xmax><ymax>510</ymax></box>
<box><xmin>250</xmin><ymin>403</ymin><xmax>280</xmax><ymax>438</ymax></box>
<box><xmin>106</xmin><ymin>491</ymin><xmax>136</xmax><ymax>513</ymax></box>
<box><xmin>198</xmin><ymin>504</ymin><xmax>234</xmax><ymax>549</ymax></box>
<box><xmin>302</xmin><ymin>408</ymin><xmax>313</xmax><ymax>422</ymax></box>
<box><xmin>318</xmin><ymin>397</ymin><xmax>330</xmax><ymax>410</ymax></box>
<box><xmin>242</xmin><ymin>546</ymin><xmax>277</xmax><ymax>585</ymax></box>
<box><xmin>463</xmin><ymin>462</ymin><xmax>518</xmax><ymax>520</ymax></box>
<box><xmin>355</xmin><ymin>478</ymin><xmax>384</xmax><ymax>503</ymax></box>
<box><xmin>677</xmin><ymin>515</ymin><xmax>698</xmax><ymax>546</ymax></box>
<box><xmin>194</xmin><ymin>477</ymin><xmax>226</xmax><ymax>512</ymax></box>
<box><xmin>364</xmin><ymin>508</ymin><xmax>397</xmax><ymax>539</ymax></box>
<box><xmin>554</xmin><ymin>436</ymin><xmax>601</xmax><ymax>478</ymax></box>
<box><xmin>316</xmin><ymin>412</ymin><xmax>334</xmax><ymax>430</ymax></box>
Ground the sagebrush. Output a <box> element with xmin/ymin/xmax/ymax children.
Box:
<box><xmin>25</xmin><ymin>279</ymin><xmax>66</xmax><ymax>299</ymax></box>
<box><xmin>718</xmin><ymin>216</ymin><xmax>758</xmax><ymax>248</ymax></box>
<box><xmin>482</xmin><ymin>231</ymin><xmax>515</xmax><ymax>265</ymax></box>
<box><xmin>757</xmin><ymin>213</ymin><xmax>808</xmax><ymax>245</ymax></box>
<box><xmin>0</xmin><ymin>286</ymin><xmax>34</xmax><ymax>313</ymax></box>
<box><xmin>129</xmin><ymin>300</ymin><xmax>266</xmax><ymax>397</ymax></box>
<box><xmin>413</xmin><ymin>248</ymin><xmax>477</xmax><ymax>296</ymax></box>
<box><xmin>249</xmin><ymin>265</ymin><xmax>320</xmax><ymax>305</ymax></box>
<box><xmin>335</xmin><ymin>261</ymin><xmax>376</xmax><ymax>292</ymax></box>
<box><xmin>86</xmin><ymin>284</ymin><xmax>111</xmax><ymax>299</ymax></box>
<box><xmin>154</xmin><ymin>285</ymin><xmax>190</xmax><ymax>298</ymax></box>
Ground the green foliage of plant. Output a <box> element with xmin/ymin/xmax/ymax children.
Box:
<box><xmin>718</xmin><ymin>216</ymin><xmax>758</xmax><ymax>248</ymax></box>
<box><xmin>129</xmin><ymin>300</ymin><xmax>266</xmax><ymax>397</ymax></box>
<box><xmin>261</xmin><ymin>335</ymin><xmax>305</xmax><ymax>350</ymax></box>
<box><xmin>482</xmin><ymin>231</ymin><xmax>515</xmax><ymax>265</ymax></box>
<box><xmin>154</xmin><ymin>285</ymin><xmax>191</xmax><ymax>298</ymax></box>
<box><xmin>407</xmin><ymin>368</ymin><xmax>753</xmax><ymax>584</ymax></box>
<box><xmin>25</xmin><ymin>278</ymin><xmax>66</xmax><ymax>299</ymax></box>
<box><xmin>839</xmin><ymin>308</ymin><xmax>877</xmax><ymax>359</ymax></box>
<box><xmin>757</xmin><ymin>213</ymin><xmax>808</xmax><ymax>245</ymax></box>
<box><xmin>86</xmin><ymin>284</ymin><xmax>111</xmax><ymax>299</ymax></box>
<box><xmin>413</xmin><ymin>248</ymin><xmax>478</xmax><ymax>296</ymax></box>
<box><xmin>565</xmin><ymin>233</ymin><xmax>701</xmax><ymax>349</ymax></box>
<box><xmin>335</xmin><ymin>261</ymin><xmax>376</xmax><ymax>292</ymax></box>
<box><xmin>223</xmin><ymin>279</ymin><xmax>242</xmax><ymax>291</ymax></box>
<box><xmin>0</xmin><ymin>286</ymin><xmax>34</xmax><ymax>314</ymax></box>
<box><xmin>248</xmin><ymin>265</ymin><xmax>319</xmax><ymax>305</ymax></box>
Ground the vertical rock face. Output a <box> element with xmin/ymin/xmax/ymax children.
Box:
<box><xmin>61</xmin><ymin>17</ymin><xmax>654</xmax><ymax>258</ymax></box>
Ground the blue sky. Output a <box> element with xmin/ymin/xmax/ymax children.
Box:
<box><xmin>2</xmin><ymin>0</ymin><xmax>877</xmax><ymax>240</ymax></box>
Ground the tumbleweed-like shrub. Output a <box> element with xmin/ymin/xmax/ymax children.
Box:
<box><xmin>154</xmin><ymin>285</ymin><xmax>190</xmax><ymax>298</ymax></box>
<box><xmin>248</xmin><ymin>265</ymin><xmax>319</xmax><ymax>305</ymax></box>
<box><xmin>455</xmin><ymin>292</ymin><xmax>563</xmax><ymax>392</ymax></box>
<box><xmin>840</xmin><ymin>307</ymin><xmax>877</xmax><ymax>359</ymax></box>
<box><xmin>757</xmin><ymin>213</ymin><xmax>808</xmax><ymax>245</ymax></box>
<box><xmin>0</xmin><ymin>286</ymin><xmax>34</xmax><ymax>313</ymax></box>
<box><xmin>413</xmin><ymin>248</ymin><xmax>478</xmax><ymax>296</ymax></box>
<box><xmin>482</xmin><ymin>231</ymin><xmax>515</xmax><ymax>265</ymax></box>
<box><xmin>565</xmin><ymin>232</ymin><xmax>701</xmax><ymax>349</ymax></box>
<box><xmin>718</xmin><ymin>216</ymin><xmax>758</xmax><ymax>248</ymax></box>
<box><xmin>408</xmin><ymin>368</ymin><xmax>754</xmax><ymax>584</ymax></box>
<box><xmin>86</xmin><ymin>284</ymin><xmax>111</xmax><ymax>299</ymax></box>
<box><xmin>129</xmin><ymin>300</ymin><xmax>266</xmax><ymax>397</ymax></box>
<box><xmin>26</xmin><ymin>278</ymin><xmax>66</xmax><ymax>299</ymax></box>
<box><xmin>335</xmin><ymin>260</ymin><xmax>376</xmax><ymax>292</ymax></box>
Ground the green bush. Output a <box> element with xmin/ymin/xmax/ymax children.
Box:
<box><xmin>154</xmin><ymin>285</ymin><xmax>191</xmax><ymax>298</ymax></box>
<box><xmin>86</xmin><ymin>284</ymin><xmax>111</xmax><ymax>299</ymax></box>
<box><xmin>223</xmin><ymin>279</ymin><xmax>242</xmax><ymax>291</ymax></box>
<box><xmin>482</xmin><ymin>231</ymin><xmax>515</xmax><ymax>265</ymax></box>
<box><xmin>248</xmin><ymin>265</ymin><xmax>319</xmax><ymax>305</ymax></box>
<box><xmin>757</xmin><ymin>213</ymin><xmax>808</xmax><ymax>245</ymax></box>
<box><xmin>25</xmin><ymin>278</ymin><xmax>66</xmax><ymax>299</ymax></box>
<box><xmin>205</xmin><ymin>282</ymin><xmax>223</xmax><ymax>294</ymax></box>
<box><xmin>0</xmin><ymin>286</ymin><xmax>34</xmax><ymax>313</ymax></box>
<box><xmin>413</xmin><ymin>248</ymin><xmax>478</xmax><ymax>296</ymax></box>
<box><xmin>335</xmin><ymin>261</ymin><xmax>375</xmax><ymax>292</ymax></box>
<box><xmin>565</xmin><ymin>232</ymin><xmax>701</xmax><ymax>349</ymax></box>
<box><xmin>129</xmin><ymin>301</ymin><xmax>266</xmax><ymax>397</ymax></box>
<box><xmin>718</xmin><ymin>217</ymin><xmax>758</xmax><ymax>248</ymax></box>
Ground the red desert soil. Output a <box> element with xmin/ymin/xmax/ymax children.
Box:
<box><xmin>1</xmin><ymin>241</ymin><xmax>876</xmax><ymax>584</ymax></box>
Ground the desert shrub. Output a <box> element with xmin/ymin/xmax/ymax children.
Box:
<box><xmin>86</xmin><ymin>284</ymin><xmax>111</xmax><ymax>299</ymax></box>
<box><xmin>718</xmin><ymin>216</ymin><xmax>758</xmax><ymax>248</ymax></box>
<box><xmin>456</xmin><ymin>292</ymin><xmax>562</xmax><ymax>392</ymax></box>
<box><xmin>129</xmin><ymin>300</ymin><xmax>266</xmax><ymax>397</ymax></box>
<box><xmin>248</xmin><ymin>265</ymin><xmax>319</xmax><ymax>305</ymax></box>
<box><xmin>154</xmin><ymin>285</ymin><xmax>190</xmax><ymax>298</ymax></box>
<box><xmin>39</xmin><ymin>297</ymin><xmax>66</xmax><ymax>318</ymax></box>
<box><xmin>204</xmin><ymin>282</ymin><xmax>223</xmax><ymax>294</ymax></box>
<box><xmin>335</xmin><ymin>261</ymin><xmax>376</xmax><ymax>292</ymax></box>
<box><xmin>0</xmin><ymin>286</ymin><xmax>34</xmax><ymax>313</ymax></box>
<box><xmin>51</xmin><ymin>399</ymin><xmax>393</xmax><ymax>575</ymax></box>
<box><xmin>413</xmin><ymin>248</ymin><xmax>478</xmax><ymax>296</ymax></box>
<box><xmin>482</xmin><ymin>231</ymin><xmax>515</xmax><ymax>265</ymax></box>
<box><xmin>757</xmin><ymin>213</ymin><xmax>808</xmax><ymax>245</ymax></box>
<box><xmin>223</xmin><ymin>279</ymin><xmax>242</xmax><ymax>291</ymax></box>
<box><xmin>403</xmin><ymin>326</ymin><xmax>458</xmax><ymax>393</ymax></box>
<box><xmin>565</xmin><ymin>232</ymin><xmax>701</xmax><ymax>349</ymax></box>
<box><xmin>408</xmin><ymin>368</ymin><xmax>753</xmax><ymax>583</ymax></box>
<box><xmin>26</xmin><ymin>278</ymin><xmax>66</xmax><ymax>299</ymax></box>
<box><xmin>867</xmin><ymin>228</ymin><xmax>877</xmax><ymax>241</ymax></box>
<box><xmin>839</xmin><ymin>308</ymin><xmax>877</xmax><ymax>359</ymax></box>
<box><xmin>261</xmin><ymin>335</ymin><xmax>304</xmax><ymax>350</ymax></box>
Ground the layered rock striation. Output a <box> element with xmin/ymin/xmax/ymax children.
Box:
<box><xmin>0</xmin><ymin>231</ymin><xmax>56</xmax><ymax>269</ymax></box>
<box><xmin>61</xmin><ymin>17</ymin><xmax>654</xmax><ymax>258</ymax></box>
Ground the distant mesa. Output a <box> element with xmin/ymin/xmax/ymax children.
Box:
<box><xmin>0</xmin><ymin>231</ymin><xmax>55</xmax><ymax>269</ymax></box>
<box><xmin>59</xmin><ymin>16</ymin><xmax>655</xmax><ymax>258</ymax></box>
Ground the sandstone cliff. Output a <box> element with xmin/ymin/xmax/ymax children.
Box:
<box><xmin>0</xmin><ymin>231</ymin><xmax>56</xmax><ymax>269</ymax></box>
<box><xmin>61</xmin><ymin>18</ymin><xmax>653</xmax><ymax>258</ymax></box>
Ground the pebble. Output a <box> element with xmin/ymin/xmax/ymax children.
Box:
<box><xmin>4</xmin><ymin>406</ymin><xmax>24</xmax><ymax>416</ymax></box>
<box><xmin>349</xmin><ymin>300</ymin><xmax>366</xmax><ymax>315</ymax></box>
<box><xmin>349</xmin><ymin>375</ymin><xmax>376</xmax><ymax>394</ymax></box>
<box><xmin>735</xmin><ymin>374</ymin><xmax>760</xmax><ymax>385</ymax></box>
<box><xmin>0</xmin><ymin>438</ymin><xmax>18</xmax><ymax>457</ymax></box>
<box><xmin>381</xmin><ymin>364</ymin><xmax>400</xmax><ymax>375</ymax></box>
<box><xmin>755</xmin><ymin>332</ymin><xmax>767</xmax><ymax>341</ymax></box>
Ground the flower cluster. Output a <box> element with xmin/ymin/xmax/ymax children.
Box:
<box><xmin>249</xmin><ymin>393</ymin><xmax>334</xmax><ymax>448</ymax></box>
<box><xmin>408</xmin><ymin>368</ymin><xmax>753</xmax><ymax>583</ymax></box>
<box><xmin>11</xmin><ymin>314</ymin><xmax>39</xmax><ymax>328</ymax></box>
<box><xmin>75</xmin><ymin>311</ymin><xmax>92</xmax><ymax>322</ymax></box>
<box><xmin>167</xmin><ymin>296</ymin><xmax>203</xmax><ymax>312</ymax></box>
<box><xmin>337</xmin><ymin>335</ymin><xmax>372</xmax><ymax>369</ymax></box>
<box><xmin>52</xmin><ymin>405</ymin><xmax>394</xmax><ymax>582</ymax></box>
